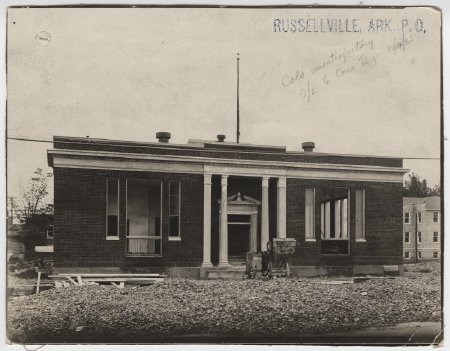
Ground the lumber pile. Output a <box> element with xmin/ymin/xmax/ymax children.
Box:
<box><xmin>49</xmin><ymin>273</ymin><xmax>167</xmax><ymax>289</ymax></box>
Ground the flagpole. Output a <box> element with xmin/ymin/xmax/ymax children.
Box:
<box><xmin>236</xmin><ymin>53</ymin><xmax>240</xmax><ymax>144</ymax></box>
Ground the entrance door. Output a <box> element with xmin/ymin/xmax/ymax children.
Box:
<box><xmin>228</xmin><ymin>215</ymin><xmax>250</xmax><ymax>258</ymax></box>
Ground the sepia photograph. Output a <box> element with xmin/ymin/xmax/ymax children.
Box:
<box><xmin>4</xmin><ymin>4</ymin><xmax>443</xmax><ymax>346</ymax></box>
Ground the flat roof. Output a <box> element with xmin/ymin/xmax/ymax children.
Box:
<box><xmin>52</xmin><ymin>135</ymin><xmax>404</xmax><ymax>160</ymax></box>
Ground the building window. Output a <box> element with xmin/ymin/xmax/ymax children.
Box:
<box><xmin>126</xmin><ymin>179</ymin><xmax>162</xmax><ymax>255</ymax></box>
<box><xmin>106</xmin><ymin>178</ymin><xmax>119</xmax><ymax>238</ymax></box>
<box><xmin>433</xmin><ymin>212</ymin><xmax>439</xmax><ymax>222</ymax></box>
<box><xmin>320</xmin><ymin>187</ymin><xmax>349</xmax><ymax>255</ymax></box>
<box><xmin>404</xmin><ymin>212</ymin><xmax>410</xmax><ymax>224</ymax></box>
<box><xmin>418</xmin><ymin>251</ymin><xmax>422</xmax><ymax>259</ymax></box>
<box><xmin>417</xmin><ymin>212</ymin><xmax>422</xmax><ymax>223</ymax></box>
<box><xmin>433</xmin><ymin>252</ymin><xmax>438</xmax><ymax>259</ymax></box>
<box><xmin>305</xmin><ymin>188</ymin><xmax>315</xmax><ymax>240</ymax></box>
<box><xmin>404</xmin><ymin>251</ymin><xmax>410</xmax><ymax>259</ymax></box>
<box><xmin>355</xmin><ymin>189</ymin><xmax>365</xmax><ymax>240</ymax></box>
<box><xmin>404</xmin><ymin>232</ymin><xmax>410</xmax><ymax>243</ymax></box>
<box><xmin>46</xmin><ymin>225</ymin><xmax>54</xmax><ymax>239</ymax></box>
<box><xmin>169</xmin><ymin>181</ymin><xmax>181</xmax><ymax>238</ymax></box>
<box><xmin>433</xmin><ymin>232</ymin><xmax>439</xmax><ymax>243</ymax></box>
<box><xmin>417</xmin><ymin>232</ymin><xmax>422</xmax><ymax>243</ymax></box>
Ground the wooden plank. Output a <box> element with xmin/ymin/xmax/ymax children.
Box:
<box><xmin>36</xmin><ymin>271</ymin><xmax>41</xmax><ymax>294</ymax></box>
<box><xmin>56</xmin><ymin>273</ymin><xmax>167</xmax><ymax>278</ymax></box>
<box><xmin>81</xmin><ymin>277</ymin><xmax>163</xmax><ymax>282</ymax></box>
<box><xmin>76</xmin><ymin>275</ymin><xmax>83</xmax><ymax>286</ymax></box>
<box><xmin>66</xmin><ymin>276</ymin><xmax>78</xmax><ymax>286</ymax></box>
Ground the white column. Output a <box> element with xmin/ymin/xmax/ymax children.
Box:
<box><xmin>277</xmin><ymin>177</ymin><xmax>287</xmax><ymax>238</ymax></box>
<box><xmin>261</xmin><ymin>177</ymin><xmax>270</xmax><ymax>251</ymax></box>
<box><xmin>325</xmin><ymin>202</ymin><xmax>331</xmax><ymax>238</ymax></box>
<box><xmin>250</xmin><ymin>214</ymin><xmax>258</xmax><ymax>252</ymax></box>
<box><xmin>202</xmin><ymin>174</ymin><xmax>213</xmax><ymax>267</ymax></box>
<box><xmin>335</xmin><ymin>200</ymin><xmax>341</xmax><ymax>238</ymax></box>
<box><xmin>218</xmin><ymin>175</ymin><xmax>229</xmax><ymax>267</ymax></box>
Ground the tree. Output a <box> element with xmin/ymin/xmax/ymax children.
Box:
<box><xmin>403</xmin><ymin>173</ymin><xmax>440</xmax><ymax>197</ymax></box>
<box><xmin>16</xmin><ymin>168</ymin><xmax>53</xmax><ymax>224</ymax></box>
<box><xmin>14</xmin><ymin>168</ymin><xmax>54</xmax><ymax>258</ymax></box>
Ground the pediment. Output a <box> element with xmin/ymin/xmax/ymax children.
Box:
<box><xmin>226</xmin><ymin>192</ymin><xmax>261</xmax><ymax>206</ymax></box>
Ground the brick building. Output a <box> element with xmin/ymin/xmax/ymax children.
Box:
<box><xmin>47</xmin><ymin>133</ymin><xmax>408</xmax><ymax>277</ymax></box>
<box><xmin>403</xmin><ymin>196</ymin><xmax>441</xmax><ymax>261</ymax></box>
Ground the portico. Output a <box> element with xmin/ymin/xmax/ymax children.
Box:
<box><xmin>202</xmin><ymin>173</ymin><xmax>286</xmax><ymax>268</ymax></box>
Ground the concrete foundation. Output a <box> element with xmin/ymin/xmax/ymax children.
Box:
<box><xmin>54</xmin><ymin>265</ymin><xmax>402</xmax><ymax>279</ymax></box>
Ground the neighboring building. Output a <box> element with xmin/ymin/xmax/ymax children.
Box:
<box><xmin>403</xmin><ymin>196</ymin><xmax>441</xmax><ymax>261</ymax></box>
<box><xmin>47</xmin><ymin>134</ymin><xmax>408</xmax><ymax>277</ymax></box>
<box><xmin>7</xmin><ymin>215</ymin><xmax>24</xmax><ymax>260</ymax></box>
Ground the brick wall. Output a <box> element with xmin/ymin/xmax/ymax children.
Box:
<box><xmin>54</xmin><ymin>168</ymin><xmax>403</xmax><ymax>269</ymax></box>
<box><xmin>286</xmin><ymin>179</ymin><xmax>403</xmax><ymax>266</ymax></box>
<box><xmin>54</xmin><ymin>168</ymin><xmax>203</xmax><ymax>268</ymax></box>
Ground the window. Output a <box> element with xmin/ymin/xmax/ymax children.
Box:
<box><xmin>417</xmin><ymin>232</ymin><xmax>422</xmax><ymax>243</ymax></box>
<box><xmin>169</xmin><ymin>181</ymin><xmax>181</xmax><ymax>239</ymax></box>
<box><xmin>404</xmin><ymin>232</ymin><xmax>410</xmax><ymax>243</ymax></box>
<box><xmin>320</xmin><ymin>187</ymin><xmax>349</xmax><ymax>255</ymax></box>
<box><xmin>418</xmin><ymin>251</ymin><xmax>422</xmax><ymax>259</ymax></box>
<box><xmin>355</xmin><ymin>189</ymin><xmax>365</xmax><ymax>240</ymax></box>
<box><xmin>433</xmin><ymin>212</ymin><xmax>439</xmax><ymax>222</ymax></box>
<box><xmin>404</xmin><ymin>212</ymin><xmax>410</xmax><ymax>224</ymax></box>
<box><xmin>106</xmin><ymin>179</ymin><xmax>119</xmax><ymax>238</ymax></box>
<box><xmin>46</xmin><ymin>225</ymin><xmax>54</xmax><ymax>239</ymax></box>
<box><xmin>404</xmin><ymin>251</ymin><xmax>410</xmax><ymax>259</ymax></box>
<box><xmin>126</xmin><ymin>179</ymin><xmax>162</xmax><ymax>255</ymax></box>
<box><xmin>305</xmin><ymin>188</ymin><xmax>315</xmax><ymax>240</ymax></box>
<box><xmin>433</xmin><ymin>252</ymin><xmax>438</xmax><ymax>259</ymax></box>
<box><xmin>433</xmin><ymin>232</ymin><xmax>439</xmax><ymax>243</ymax></box>
<box><xmin>417</xmin><ymin>212</ymin><xmax>422</xmax><ymax>223</ymax></box>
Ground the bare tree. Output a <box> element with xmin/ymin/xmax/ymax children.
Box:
<box><xmin>16</xmin><ymin>168</ymin><xmax>53</xmax><ymax>224</ymax></box>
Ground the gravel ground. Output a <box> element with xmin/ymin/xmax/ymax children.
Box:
<box><xmin>8</xmin><ymin>262</ymin><xmax>441</xmax><ymax>343</ymax></box>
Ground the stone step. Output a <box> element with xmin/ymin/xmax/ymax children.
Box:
<box><xmin>207</xmin><ymin>270</ymin><xmax>245</xmax><ymax>280</ymax></box>
<box><xmin>206</xmin><ymin>265</ymin><xmax>246</xmax><ymax>280</ymax></box>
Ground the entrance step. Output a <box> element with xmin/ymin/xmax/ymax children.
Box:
<box><xmin>206</xmin><ymin>266</ymin><xmax>246</xmax><ymax>280</ymax></box>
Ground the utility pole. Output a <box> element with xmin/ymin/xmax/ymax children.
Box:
<box><xmin>236</xmin><ymin>53</ymin><xmax>240</xmax><ymax>143</ymax></box>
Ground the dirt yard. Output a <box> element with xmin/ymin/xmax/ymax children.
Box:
<box><xmin>7</xmin><ymin>261</ymin><xmax>441</xmax><ymax>343</ymax></box>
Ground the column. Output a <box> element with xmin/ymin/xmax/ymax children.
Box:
<box><xmin>218</xmin><ymin>175</ymin><xmax>229</xmax><ymax>267</ymax></box>
<box><xmin>277</xmin><ymin>177</ymin><xmax>287</xmax><ymax>238</ymax></box>
<box><xmin>261</xmin><ymin>177</ymin><xmax>270</xmax><ymax>251</ymax></box>
<box><xmin>250</xmin><ymin>214</ymin><xmax>258</xmax><ymax>252</ymax></box>
<box><xmin>202</xmin><ymin>174</ymin><xmax>213</xmax><ymax>267</ymax></box>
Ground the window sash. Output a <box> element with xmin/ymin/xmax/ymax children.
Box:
<box><xmin>46</xmin><ymin>225</ymin><xmax>54</xmax><ymax>239</ymax></box>
<box><xmin>106</xmin><ymin>178</ymin><xmax>119</xmax><ymax>237</ymax></box>
<box><xmin>355</xmin><ymin>189</ymin><xmax>365</xmax><ymax>240</ymax></box>
<box><xmin>433</xmin><ymin>232</ymin><xmax>439</xmax><ymax>242</ymax></box>
<box><xmin>169</xmin><ymin>181</ymin><xmax>181</xmax><ymax>237</ymax></box>
<box><xmin>404</xmin><ymin>232</ymin><xmax>410</xmax><ymax>243</ymax></box>
<box><xmin>405</xmin><ymin>252</ymin><xmax>410</xmax><ymax>258</ymax></box>
<box><xmin>417</xmin><ymin>232</ymin><xmax>422</xmax><ymax>243</ymax></box>
<box><xmin>433</xmin><ymin>212</ymin><xmax>439</xmax><ymax>222</ymax></box>
<box><xmin>305</xmin><ymin>188</ymin><xmax>315</xmax><ymax>239</ymax></box>
<box><xmin>404</xmin><ymin>213</ymin><xmax>410</xmax><ymax>224</ymax></box>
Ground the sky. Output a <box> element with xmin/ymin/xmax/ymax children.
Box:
<box><xmin>6</xmin><ymin>7</ymin><xmax>441</xmax><ymax>202</ymax></box>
